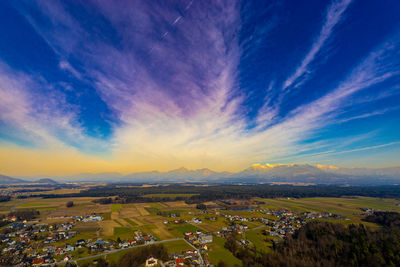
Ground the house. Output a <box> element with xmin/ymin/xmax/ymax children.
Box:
<box><xmin>32</xmin><ymin>258</ymin><xmax>45</xmax><ymax>266</ymax></box>
<box><xmin>65</xmin><ymin>245</ymin><xmax>75</xmax><ymax>252</ymax></box>
<box><xmin>95</xmin><ymin>239</ymin><xmax>105</xmax><ymax>246</ymax></box>
<box><xmin>145</xmin><ymin>256</ymin><xmax>158</xmax><ymax>267</ymax></box>
<box><xmin>199</xmin><ymin>233</ymin><xmax>213</xmax><ymax>244</ymax></box>
<box><xmin>83</xmin><ymin>215</ymin><xmax>103</xmax><ymax>222</ymax></box>
<box><xmin>184</xmin><ymin>231</ymin><xmax>192</xmax><ymax>236</ymax></box>
<box><xmin>176</xmin><ymin>258</ymin><xmax>184</xmax><ymax>266</ymax></box>
<box><xmin>119</xmin><ymin>242</ymin><xmax>130</xmax><ymax>248</ymax></box>
<box><xmin>76</xmin><ymin>239</ymin><xmax>86</xmax><ymax>245</ymax></box>
<box><xmin>64</xmin><ymin>255</ymin><xmax>72</xmax><ymax>262</ymax></box>
<box><xmin>56</xmin><ymin>248</ymin><xmax>65</xmax><ymax>255</ymax></box>
<box><xmin>143</xmin><ymin>236</ymin><xmax>154</xmax><ymax>244</ymax></box>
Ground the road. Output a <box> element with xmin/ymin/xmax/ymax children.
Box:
<box><xmin>183</xmin><ymin>239</ymin><xmax>206</xmax><ymax>267</ymax></box>
<box><xmin>247</xmin><ymin>224</ymin><xmax>266</xmax><ymax>231</ymax></box>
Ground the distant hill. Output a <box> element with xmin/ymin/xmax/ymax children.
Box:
<box><xmin>7</xmin><ymin>164</ymin><xmax>400</xmax><ymax>185</ymax></box>
<box><xmin>0</xmin><ymin>175</ymin><xmax>58</xmax><ymax>185</ymax></box>
<box><xmin>35</xmin><ymin>178</ymin><xmax>58</xmax><ymax>184</ymax></box>
<box><xmin>0</xmin><ymin>174</ymin><xmax>28</xmax><ymax>184</ymax></box>
<box><xmin>229</xmin><ymin>164</ymin><xmax>400</xmax><ymax>185</ymax></box>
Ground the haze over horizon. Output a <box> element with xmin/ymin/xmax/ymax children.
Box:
<box><xmin>8</xmin><ymin>163</ymin><xmax>400</xmax><ymax>180</ymax></box>
<box><xmin>1</xmin><ymin>0</ymin><xmax>400</xmax><ymax>177</ymax></box>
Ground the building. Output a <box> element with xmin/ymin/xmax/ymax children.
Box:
<box><xmin>145</xmin><ymin>256</ymin><xmax>158</xmax><ymax>267</ymax></box>
<box><xmin>176</xmin><ymin>258</ymin><xmax>184</xmax><ymax>266</ymax></box>
<box><xmin>199</xmin><ymin>233</ymin><xmax>213</xmax><ymax>243</ymax></box>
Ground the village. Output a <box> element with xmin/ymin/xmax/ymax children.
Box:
<box><xmin>0</xmin><ymin>197</ymin><xmax>380</xmax><ymax>267</ymax></box>
<box><xmin>215</xmin><ymin>208</ymin><xmax>347</xmax><ymax>241</ymax></box>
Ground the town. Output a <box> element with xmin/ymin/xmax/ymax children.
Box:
<box><xmin>0</xmin><ymin>195</ymin><xmax>364</xmax><ymax>267</ymax></box>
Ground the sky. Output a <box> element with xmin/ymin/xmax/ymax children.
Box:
<box><xmin>0</xmin><ymin>0</ymin><xmax>400</xmax><ymax>176</ymax></box>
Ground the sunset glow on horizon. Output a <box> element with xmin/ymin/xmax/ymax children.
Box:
<box><xmin>0</xmin><ymin>0</ymin><xmax>400</xmax><ymax>177</ymax></box>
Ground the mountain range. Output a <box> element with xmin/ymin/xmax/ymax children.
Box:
<box><xmin>5</xmin><ymin>164</ymin><xmax>399</xmax><ymax>185</ymax></box>
<box><xmin>0</xmin><ymin>175</ymin><xmax>58</xmax><ymax>185</ymax></box>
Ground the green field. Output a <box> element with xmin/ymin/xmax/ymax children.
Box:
<box><xmin>114</xmin><ymin>219</ymin><xmax>124</xmax><ymax>227</ymax></box>
<box><xmin>101</xmin><ymin>212</ymin><xmax>112</xmax><ymax>220</ymax></box>
<box><xmin>19</xmin><ymin>203</ymin><xmax>48</xmax><ymax>207</ymax></box>
<box><xmin>74</xmin><ymin>225</ymin><xmax>99</xmax><ymax>233</ymax></box>
<box><xmin>137</xmin><ymin>224</ymin><xmax>160</xmax><ymax>239</ymax></box>
<box><xmin>144</xmin><ymin>206</ymin><xmax>159</xmax><ymax>215</ymax></box>
<box><xmin>149</xmin><ymin>202</ymin><xmax>166</xmax><ymax>209</ymax></box>
<box><xmin>171</xmin><ymin>223</ymin><xmax>202</xmax><ymax>235</ymax></box>
<box><xmin>114</xmin><ymin>227</ymin><xmax>133</xmax><ymax>239</ymax></box>
<box><xmin>163</xmin><ymin>239</ymin><xmax>192</xmax><ymax>253</ymax></box>
<box><xmin>207</xmin><ymin>236</ymin><xmax>242</xmax><ymax>267</ymax></box>
<box><xmin>123</xmin><ymin>218</ymin><xmax>138</xmax><ymax>226</ymax></box>
<box><xmin>245</xmin><ymin>228</ymin><xmax>273</xmax><ymax>253</ymax></box>
<box><xmin>107</xmin><ymin>249</ymin><xmax>129</xmax><ymax>263</ymax></box>
<box><xmin>112</xmin><ymin>204</ymin><xmax>123</xmax><ymax>212</ymax></box>
<box><xmin>254</xmin><ymin>196</ymin><xmax>400</xmax><ymax>226</ymax></box>
<box><xmin>36</xmin><ymin>207</ymin><xmax>57</xmax><ymax>211</ymax></box>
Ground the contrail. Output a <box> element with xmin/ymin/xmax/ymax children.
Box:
<box><xmin>148</xmin><ymin>0</ymin><xmax>195</xmax><ymax>54</ymax></box>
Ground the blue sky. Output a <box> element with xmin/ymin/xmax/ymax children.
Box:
<box><xmin>0</xmin><ymin>0</ymin><xmax>399</xmax><ymax>175</ymax></box>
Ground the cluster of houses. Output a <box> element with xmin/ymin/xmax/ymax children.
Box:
<box><xmin>0</xmin><ymin>216</ymin><xmax>162</xmax><ymax>266</ymax></box>
<box><xmin>146</xmin><ymin>248</ymin><xmax>209</xmax><ymax>267</ymax></box>
<box><xmin>263</xmin><ymin>210</ymin><xmax>346</xmax><ymax>238</ymax></box>
<box><xmin>259</xmin><ymin>208</ymin><xmax>347</xmax><ymax>221</ymax></box>
<box><xmin>214</xmin><ymin>208</ymin><xmax>349</xmax><ymax>242</ymax></box>
<box><xmin>0</xmin><ymin>190</ymin><xmax>12</xmax><ymax>197</ymax></box>
<box><xmin>2</xmin><ymin>215</ymin><xmax>19</xmax><ymax>222</ymax></box>
<box><xmin>45</xmin><ymin>214</ymin><xmax>103</xmax><ymax>222</ymax></box>
<box><xmin>360</xmin><ymin>208</ymin><xmax>375</xmax><ymax>215</ymax></box>
<box><xmin>184</xmin><ymin>230</ymin><xmax>213</xmax><ymax>246</ymax></box>
<box><xmin>217</xmin><ymin>212</ymin><xmax>259</xmax><ymax>223</ymax></box>
<box><xmin>166</xmin><ymin>249</ymin><xmax>207</xmax><ymax>267</ymax></box>
<box><xmin>73</xmin><ymin>214</ymin><xmax>103</xmax><ymax>222</ymax></box>
<box><xmin>191</xmin><ymin>217</ymin><xmax>203</xmax><ymax>224</ymax></box>
<box><xmin>265</xmin><ymin>216</ymin><xmax>305</xmax><ymax>238</ymax></box>
<box><xmin>118</xmin><ymin>229</ymin><xmax>157</xmax><ymax>248</ymax></box>
<box><xmin>0</xmin><ymin>221</ymin><xmax>79</xmax><ymax>266</ymax></box>
<box><xmin>218</xmin><ymin>223</ymin><xmax>249</xmax><ymax>235</ymax></box>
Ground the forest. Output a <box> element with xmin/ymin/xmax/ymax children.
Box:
<box><xmin>32</xmin><ymin>184</ymin><xmax>400</xmax><ymax>204</ymax></box>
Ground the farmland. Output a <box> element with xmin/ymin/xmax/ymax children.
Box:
<box><xmin>142</xmin><ymin>193</ymin><xmax>199</xmax><ymax>199</ymax></box>
<box><xmin>1</xmin><ymin>185</ymin><xmax>400</xmax><ymax>266</ymax></box>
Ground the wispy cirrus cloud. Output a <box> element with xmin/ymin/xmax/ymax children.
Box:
<box><xmin>282</xmin><ymin>0</ymin><xmax>352</xmax><ymax>91</ymax></box>
<box><xmin>0</xmin><ymin>61</ymin><xmax>109</xmax><ymax>153</ymax></box>
<box><xmin>6</xmin><ymin>0</ymin><xmax>247</xmax><ymax>171</ymax></box>
<box><xmin>336</xmin><ymin>107</ymin><xmax>399</xmax><ymax>123</ymax></box>
<box><xmin>0</xmin><ymin>0</ymin><xmax>399</xmax><ymax>175</ymax></box>
<box><xmin>245</xmin><ymin>32</ymin><xmax>400</xmax><ymax>163</ymax></box>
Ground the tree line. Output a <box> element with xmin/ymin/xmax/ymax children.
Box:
<box><xmin>31</xmin><ymin>184</ymin><xmax>400</xmax><ymax>204</ymax></box>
